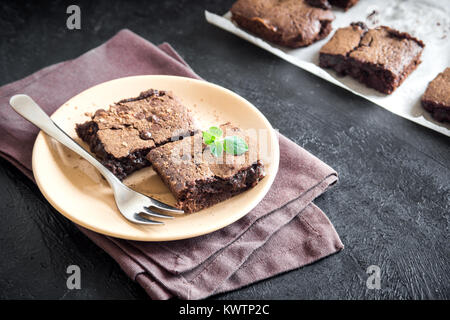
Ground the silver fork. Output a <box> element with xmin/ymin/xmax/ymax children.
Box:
<box><xmin>9</xmin><ymin>94</ymin><xmax>184</xmax><ymax>225</ymax></box>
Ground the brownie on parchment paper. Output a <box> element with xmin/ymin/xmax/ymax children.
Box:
<box><xmin>76</xmin><ymin>89</ymin><xmax>198</xmax><ymax>180</ymax></box>
<box><xmin>230</xmin><ymin>0</ymin><xmax>335</xmax><ymax>48</ymax></box>
<box><xmin>421</xmin><ymin>68</ymin><xmax>450</xmax><ymax>123</ymax></box>
<box><xmin>147</xmin><ymin>123</ymin><xmax>265</xmax><ymax>213</ymax></box>
<box><xmin>319</xmin><ymin>22</ymin><xmax>425</xmax><ymax>94</ymax></box>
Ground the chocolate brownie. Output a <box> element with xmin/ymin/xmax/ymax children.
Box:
<box><xmin>230</xmin><ymin>0</ymin><xmax>335</xmax><ymax>48</ymax></box>
<box><xmin>421</xmin><ymin>68</ymin><xmax>450</xmax><ymax>122</ymax></box>
<box><xmin>147</xmin><ymin>123</ymin><xmax>265</xmax><ymax>213</ymax></box>
<box><xmin>319</xmin><ymin>22</ymin><xmax>425</xmax><ymax>94</ymax></box>
<box><xmin>76</xmin><ymin>89</ymin><xmax>198</xmax><ymax>180</ymax></box>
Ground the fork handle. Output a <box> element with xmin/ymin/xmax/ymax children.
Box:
<box><xmin>9</xmin><ymin>94</ymin><xmax>121</xmax><ymax>187</ymax></box>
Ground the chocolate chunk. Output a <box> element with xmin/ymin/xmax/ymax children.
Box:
<box><xmin>140</xmin><ymin>130</ymin><xmax>152</xmax><ymax>140</ymax></box>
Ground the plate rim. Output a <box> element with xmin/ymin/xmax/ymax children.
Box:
<box><xmin>32</xmin><ymin>75</ymin><xmax>280</xmax><ymax>241</ymax></box>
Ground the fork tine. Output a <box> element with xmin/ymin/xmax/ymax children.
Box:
<box><xmin>148</xmin><ymin>198</ymin><xmax>184</xmax><ymax>214</ymax></box>
<box><xmin>143</xmin><ymin>207</ymin><xmax>174</xmax><ymax>219</ymax></box>
<box><xmin>133</xmin><ymin>213</ymin><xmax>164</xmax><ymax>225</ymax></box>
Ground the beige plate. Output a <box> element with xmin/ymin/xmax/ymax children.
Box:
<box><xmin>32</xmin><ymin>75</ymin><xmax>279</xmax><ymax>241</ymax></box>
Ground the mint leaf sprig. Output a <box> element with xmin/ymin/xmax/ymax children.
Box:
<box><xmin>202</xmin><ymin>126</ymin><xmax>248</xmax><ymax>157</ymax></box>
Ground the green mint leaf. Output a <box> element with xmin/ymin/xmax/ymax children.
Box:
<box><xmin>209</xmin><ymin>140</ymin><xmax>223</xmax><ymax>157</ymax></box>
<box><xmin>202</xmin><ymin>131</ymin><xmax>215</xmax><ymax>145</ymax></box>
<box><xmin>208</xmin><ymin>126</ymin><xmax>223</xmax><ymax>138</ymax></box>
<box><xmin>223</xmin><ymin>136</ymin><xmax>248</xmax><ymax>156</ymax></box>
<box><xmin>203</xmin><ymin>126</ymin><xmax>223</xmax><ymax>146</ymax></box>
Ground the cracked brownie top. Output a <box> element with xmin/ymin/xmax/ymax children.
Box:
<box><xmin>85</xmin><ymin>89</ymin><xmax>198</xmax><ymax>158</ymax></box>
<box><xmin>422</xmin><ymin>68</ymin><xmax>450</xmax><ymax>109</ymax></box>
<box><xmin>320</xmin><ymin>22</ymin><xmax>425</xmax><ymax>77</ymax></box>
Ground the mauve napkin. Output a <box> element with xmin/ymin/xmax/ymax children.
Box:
<box><xmin>0</xmin><ymin>29</ymin><xmax>343</xmax><ymax>299</ymax></box>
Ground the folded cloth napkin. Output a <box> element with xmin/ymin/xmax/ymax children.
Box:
<box><xmin>0</xmin><ymin>29</ymin><xmax>343</xmax><ymax>299</ymax></box>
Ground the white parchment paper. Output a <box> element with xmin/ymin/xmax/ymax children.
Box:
<box><xmin>205</xmin><ymin>0</ymin><xmax>450</xmax><ymax>137</ymax></box>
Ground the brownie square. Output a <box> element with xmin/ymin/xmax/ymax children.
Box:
<box><xmin>76</xmin><ymin>89</ymin><xmax>198</xmax><ymax>180</ymax></box>
<box><xmin>147</xmin><ymin>123</ymin><xmax>265</xmax><ymax>213</ymax></box>
<box><xmin>230</xmin><ymin>0</ymin><xmax>335</xmax><ymax>48</ymax></box>
<box><xmin>319</xmin><ymin>22</ymin><xmax>425</xmax><ymax>94</ymax></box>
<box><xmin>421</xmin><ymin>68</ymin><xmax>450</xmax><ymax>123</ymax></box>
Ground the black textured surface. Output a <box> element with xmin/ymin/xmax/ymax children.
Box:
<box><xmin>0</xmin><ymin>0</ymin><xmax>449</xmax><ymax>300</ymax></box>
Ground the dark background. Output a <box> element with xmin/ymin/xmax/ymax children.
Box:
<box><xmin>0</xmin><ymin>0</ymin><xmax>449</xmax><ymax>300</ymax></box>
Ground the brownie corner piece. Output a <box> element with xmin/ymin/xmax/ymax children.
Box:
<box><xmin>421</xmin><ymin>67</ymin><xmax>450</xmax><ymax>123</ymax></box>
<box><xmin>319</xmin><ymin>22</ymin><xmax>425</xmax><ymax>94</ymax></box>
<box><xmin>75</xmin><ymin>89</ymin><xmax>198</xmax><ymax>180</ymax></box>
<box><xmin>319</xmin><ymin>22</ymin><xmax>368</xmax><ymax>73</ymax></box>
<box><xmin>230</xmin><ymin>0</ymin><xmax>335</xmax><ymax>48</ymax></box>
<box><xmin>147</xmin><ymin>123</ymin><xmax>265</xmax><ymax>213</ymax></box>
